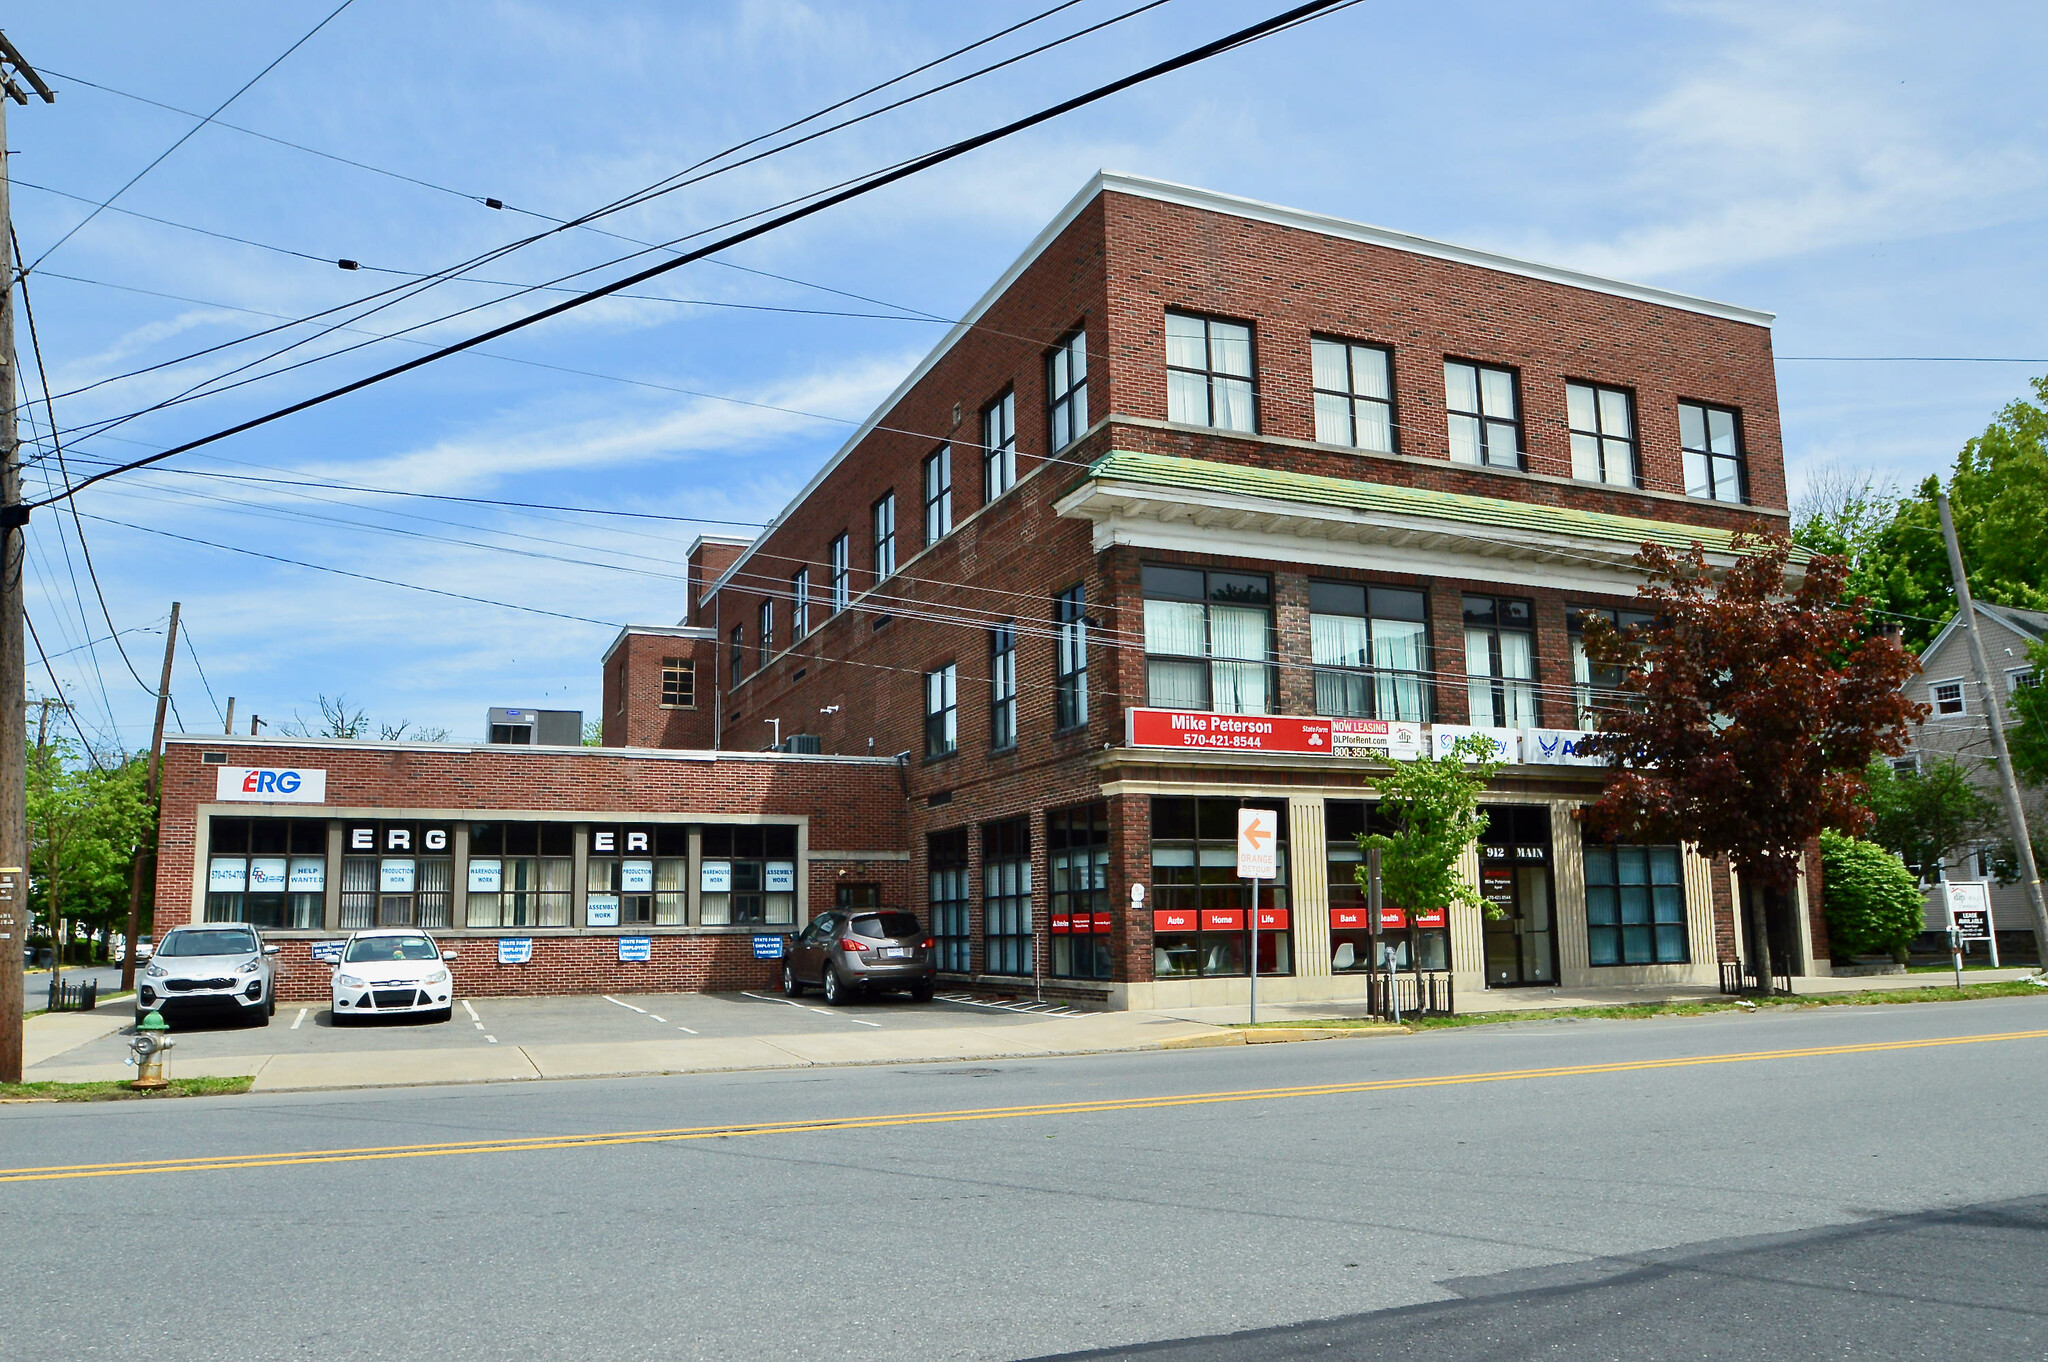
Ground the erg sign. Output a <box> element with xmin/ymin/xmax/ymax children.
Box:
<box><xmin>215</xmin><ymin>767</ymin><xmax>327</xmax><ymax>804</ymax></box>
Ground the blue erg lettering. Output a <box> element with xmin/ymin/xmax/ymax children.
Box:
<box><xmin>254</xmin><ymin>770</ymin><xmax>277</xmax><ymax>792</ymax></box>
<box><xmin>277</xmin><ymin>771</ymin><xmax>302</xmax><ymax>793</ymax></box>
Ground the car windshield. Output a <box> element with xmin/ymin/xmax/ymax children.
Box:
<box><xmin>344</xmin><ymin>936</ymin><xmax>441</xmax><ymax>963</ymax></box>
<box><xmin>158</xmin><ymin>930</ymin><xmax>257</xmax><ymax>957</ymax></box>
<box><xmin>852</xmin><ymin>912</ymin><xmax>922</xmax><ymax>940</ymax></box>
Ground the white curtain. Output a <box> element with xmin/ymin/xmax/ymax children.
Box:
<box><xmin>1145</xmin><ymin>600</ymin><xmax>1205</xmax><ymax>656</ymax></box>
<box><xmin>1312</xmin><ymin>614</ymin><xmax>1369</xmax><ymax>668</ymax></box>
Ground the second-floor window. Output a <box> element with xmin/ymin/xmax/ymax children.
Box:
<box><xmin>791</xmin><ymin>568</ymin><xmax>809</xmax><ymax>639</ymax></box>
<box><xmin>1143</xmin><ymin>565</ymin><xmax>1271</xmax><ymax>714</ymax></box>
<box><xmin>1570</xmin><ymin>605</ymin><xmax>1654</xmax><ymax>727</ymax></box>
<box><xmin>1445</xmin><ymin>360</ymin><xmax>1522</xmax><ymax>469</ymax></box>
<box><xmin>983</xmin><ymin>390</ymin><xmax>1017</xmax><ymax>500</ymax></box>
<box><xmin>925</xmin><ymin>663</ymin><xmax>958</xmax><ymax>758</ymax></box>
<box><xmin>1055</xmin><ymin>584</ymin><xmax>1088</xmax><ymax>730</ymax></box>
<box><xmin>757</xmin><ymin>600</ymin><xmax>774</xmax><ymax>670</ymax></box>
<box><xmin>872</xmin><ymin>493</ymin><xmax>896</xmax><ymax>581</ymax></box>
<box><xmin>1680</xmin><ymin>401</ymin><xmax>1747</xmax><ymax>503</ymax></box>
<box><xmin>1568</xmin><ymin>381</ymin><xmax>1638</xmax><ymax>487</ymax></box>
<box><xmin>1048</xmin><ymin>328</ymin><xmax>1088</xmax><ymax>451</ymax></box>
<box><xmin>829</xmin><ymin>533</ymin><xmax>850</xmax><ymax>613</ymax></box>
<box><xmin>990</xmin><ymin>623</ymin><xmax>1017</xmax><ymax>751</ymax></box>
<box><xmin>1165</xmin><ymin>311</ymin><xmax>1255</xmax><ymax>432</ymax></box>
<box><xmin>1309</xmin><ymin>581</ymin><xmax>1431</xmax><ymax>721</ymax></box>
<box><xmin>660</xmin><ymin>658</ymin><xmax>695</xmax><ymax>708</ymax></box>
<box><xmin>923</xmin><ymin>446</ymin><xmax>952</xmax><ymax>544</ymax></box>
<box><xmin>1311</xmin><ymin>338</ymin><xmax>1395</xmax><ymax>452</ymax></box>
<box><xmin>1464</xmin><ymin>594</ymin><xmax>1537</xmax><ymax>727</ymax></box>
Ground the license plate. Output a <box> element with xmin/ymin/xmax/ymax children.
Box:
<box><xmin>879</xmin><ymin>947</ymin><xmax>909</xmax><ymax>959</ymax></box>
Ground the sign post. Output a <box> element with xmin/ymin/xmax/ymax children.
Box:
<box><xmin>1237</xmin><ymin>807</ymin><xmax>1277</xmax><ymax>1025</ymax></box>
<box><xmin>1366</xmin><ymin>846</ymin><xmax>1385</xmax><ymax>1023</ymax></box>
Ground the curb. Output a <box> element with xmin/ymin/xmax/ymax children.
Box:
<box><xmin>1162</xmin><ymin>1025</ymin><xmax>1409</xmax><ymax>1048</ymax></box>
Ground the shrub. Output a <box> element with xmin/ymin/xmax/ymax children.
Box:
<box><xmin>1819</xmin><ymin>829</ymin><xmax>1927</xmax><ymax>961</ymax></box>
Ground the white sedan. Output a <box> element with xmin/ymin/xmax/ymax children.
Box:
<box><xmin>330</xmin><ymin>929</ymin><xmax>456</xmax><ymax>1023</ymax></box>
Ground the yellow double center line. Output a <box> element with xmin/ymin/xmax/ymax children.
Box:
<box><xmin>7</xmin><ymin>1027</ymin><xmax>2045</xmax><ymax>1184</ymax></box>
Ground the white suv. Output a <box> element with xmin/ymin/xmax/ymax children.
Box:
<box><xmin>138</xmin><ymin>924</ymin><xmax>278</xmax><ymax>1026</ymax></box>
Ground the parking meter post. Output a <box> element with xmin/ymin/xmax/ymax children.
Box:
<box><xmin>1367</xmin><ymin>847</ymin><xmax>1383</xmax><ymax>1021</ymax></box>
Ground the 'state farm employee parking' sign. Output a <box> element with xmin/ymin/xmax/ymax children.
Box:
<box><xmin>215</xmin><ymin>767</ymin><xmax>327</xmax><ymax>804</ymax></box>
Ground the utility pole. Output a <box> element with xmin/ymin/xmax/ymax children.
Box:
<box><xmin>29</xmin><ymin>695</ymin><xmax>68</xmax><ymax>754</ymax></box>
<box><xmin>119</xmin><ymin>601</ymin><xmax>178</xmax><ymax>993</ymax></box>
<box><xmin>1938</xmin><ymin>493</ymin><xmax>2048</xmax><ymax>970</ymax></box>
<box><xmin>223</xmin><ymin>696</ymin><xmax>235</xmax><ymax>735</ymax></box>
<box><xmin>0</xmin><ymin>33</ymin><xmax>55</xmax><ymax>1085</ymax></box>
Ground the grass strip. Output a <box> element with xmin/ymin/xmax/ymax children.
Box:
<box><xmin>0</xmin><ymin>1076</ymin><xmax>253</xmax><ymax>1103</ymax></box>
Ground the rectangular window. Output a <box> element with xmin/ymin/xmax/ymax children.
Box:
<box><xmin>1311</xmin><ymin>337</ymin><xmax>1395</xmax><ymax>453</ymax></box>
<box><xmin>829</xmin><ymin>533</ymin><xmax>850</xmax><ymax>612</ymax></box>
<box><xmin>1309</xmin><ymin>581</ymin><xmax>1431</xmax><ymax>721</ymax></box>
<box><xmin>1324</xmin><ymin>801</ymin><xmax>1449</xmax><ymax>973</ymax></box>
<box><xmin>2010</xmin><ymin>667</ymin><xmax>2039</xmax><ymax>693</ymax></box>
<box><xmin>983</xmin><ymin>817</ymin><xmax>1032</xmax><ymax>976</ymax></box>
<box><xmin>729</xmin><ymin>625</ymin><xmax>744</xmax><ymax>689</ymax></box>
<box><xmin>1444</xmin><ymin>360</ymin><xmax>1522</xmax><ymax>468</ymax></box>
<box><xmin>928</xmin><ymin>829</ymin><xmax>970</xmax><ymax>973</ymax></box>
<box><xmin>1050</xmin><ymin>803</ymin><xmax>1111</xmax><ymax>980</ymax></box>
<box><xmin>464</xmin><ymin>822</ymin><xmax>573</xmax><ymax>928</ymax></box>
<box><xmin>983</xmin><ymin>390</ymin><xmax>1017</xmax><ymax>501</ymax></box>
<box><xmin>1567</xmin><ymin>381</ymin><xmax>1637</xmax><ymax>487</ymax></box>
<box><xmin>870</xmin><ymin>492</ymin><xmax>896</xmax><ymax>581</ymax></box>
<box><xmin>791</xmin><ymin>570</ymin><xmax>809</xmax><ymax>640</ymax></box>
<box><xmin>1932</xmin><ymin>680</ymin><xmax>1966</xmax><ymax>717</ymax></box>
<box><xmin>1142</xmin><ymin>565</ymin><xmax>1272</xmax><ymax>714</ymax></box>
<box><xmin>660</xmin><ymin>658</ymin><xmax>695</xmax><ymax>708</ymax></box>
<box><xmin>1165</xmin><ymin>312</ymin><xmax>1256</xmax><ymax>432</ymax></box>
<box><xmin>990</xmin><ymin>624</ymin><xmax>1017</xmax><ymax>751</ymax></box>
<box><xmin>1047</xmin><ymin>329</ymin><xmax>1088</xmax><ymax>451</ymax></box>
<box><xmin>1570</xmin><ymin>606</ymin><xmax>1654</xmax><ymax>728</ymax></box>
<box><xmin>1055</xmin><ymin>584</ymin><xmax>1088</xmax><ymax>730</ymax></box>
<box><xmin>757</xmin><ymin>600</ymin><xmax>774</xmax><ymax>670</ymax></box>
<box><xmin>205</xmin><ymin>817</ymin><xmax>327</xmax><ymax>930</ymax></box>
<box><xmin>925</xmin><ymin>663</ymin><xmax>958</xmax><ymax>758</ymax></box>
<box><xmin>923</xmin><ymin>446</ymin><xmax>953</xmax><ymax>545</ymax></box>
<box><xmin>1463</xmin><ymin>595</ymin><xmax>1538</xmax><ymax>727</ymax></box>
<box><xmin>1584</xmin><ymin>844</ymin><xmax>1688</xmax><ymax>965</ymax></box>
<box><xmin>698</xmin><ymin>824</ymin><xmax>797</xmax><ymax>926</ymax></box>
<box><xmin>1679</xmin><ymin>401</ymin><xmax>1747</xmax><ymax>503</ymax></box>
<box><xmin>586</xmin><ymin>825</ymin><xmax>687</xmax><ymax>927</ymax></box>
<box><xmin>1149</xmin><ymin>797</ymin><xmax>1290</xmax><ymax>979</ymax></box>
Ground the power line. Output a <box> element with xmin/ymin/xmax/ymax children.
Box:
<box><xmin>178</xmin><ymin>616</ymin><xmax>225</xmax><ymax>726</ymax></box>
<box><xmin>26</xmin><ymin>0</ymin><xmax>357</xmax><ymax>272</ymax></box>
<box><xmin>33</xmin><ymin>0</ymin><xmax>1357</xmax><ymax>511</ymax></box>
<box><xmin>1778</xmin><ymin>356</ymin><xmax>2048</xmax><ymax>364</ymax></box>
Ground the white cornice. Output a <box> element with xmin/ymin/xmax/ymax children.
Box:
<box><xmin>601</xmin><ymin>623</ymin><xmax>719</xmax><ymax>666</ymax></box>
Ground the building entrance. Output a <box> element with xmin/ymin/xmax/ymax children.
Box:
<box><xmin>1478</xmin><ymin>806</ymin><xmax>1556</xmax><ymax>986</ymax></box>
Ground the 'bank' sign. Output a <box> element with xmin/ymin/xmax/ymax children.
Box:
<box><xmin>215</xmin><ymin>767</ymin><xmax>328</xmax><ymax>804</ymax></box>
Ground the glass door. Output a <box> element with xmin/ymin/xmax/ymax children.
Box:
<box><xmin>1479</xmin><ymin>806</ymin><xmax>1557</xmax><ymax>986</ymax></box>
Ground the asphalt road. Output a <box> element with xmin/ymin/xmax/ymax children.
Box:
<box><xmin>5</xmin><ymin>996</ymin><xmax>2046</xmax><ymax>1360</ymax></box>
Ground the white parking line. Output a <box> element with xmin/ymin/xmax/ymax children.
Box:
<box><xmin>649</xmin><ymin>1015</ymin><xmax>666</xmax><ymax>1023</ymax></box>
<box><xmin>485</xmin><ymin>1035</ymin><xmax>498</xmax><ymax>1044</ymax></box>
<box><xmin>676</xmin><ymin>1025</ymin><xmax>697</xmax><ymax>1034</ymax></box>
<box><xmin>603</xmin><ymin>995</ymin><xmax>649</xmax><ymax>1015</ymax></box>
<box><xmin>936</xmin><ymin>994</ymin><xmax>1086</xmax><ymax>1018</ymax></box>
<box><xmin>739</xmin><ymin>990</ymin><xmax>883</xmax><ymax>1027</ymax></box>
<box><xmin>290</xmin><ymin>1009</ymin><xmax>307</xmax><ymax>1030</ymax></box>
<box><xmin>461</xmin><ymin>1000</ymin><xmax>479</xmax><ymax>1022</ymax></box>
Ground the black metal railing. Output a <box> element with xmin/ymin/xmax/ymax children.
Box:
<box><xmin>45</xmin><ymin>977</ymin><xmax>99</xmax><ymax>1012</ymax></box>
<box><xmin>1366</xmin><ymin>970</ymin><xmax>1454</xmax><ymax>1020</ymax></box>
<box><xmin>1719</xmin><ymin>957</ymin><xmax>1793</xmax><ymax>996</ymax></box>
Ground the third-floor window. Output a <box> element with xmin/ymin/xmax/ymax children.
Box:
<box><xmin>1165</xmin><ymin>311</ymin><xmax>1255</xmax><ymax>432</ymax></box>
<box><xmin>983</xmin><ymin>390</ymin><xmax>1017</xmax><ymax>501</ymax></box>
<box><xmin>828</xmin><ymin>533</ymin><xmax>849</xmax><ymax>613</ymax></box>
<box><xmin>1567</xmin><ymin>381</ymin><xmax>1638</xmax><ymax>487</ymax></box>
<box><xmin>923</xmin><ymin>446</ymin><xmax>952</xmax><ymax>545</ymax></box>
<box><xmin>872</xmin><ymin>492</ymin><xmax>897</xmax><ymax>581</ymax></box>
<box><xmin>1047</xmin><ymin>328</ymin><xmax>1088</xmax><ymax>451</ymax></box>
<box><xmin>1311</xmin><ymin>338</ymin><xmax>1395</xmax><ymax>453</ymax></box>
<box><xmin>757</xmin><ymin>600</ymin><xmax>773</xmax><ymax>670</ymax></box>
<box><xmin>791</xmin><ymin>568</ymin><xmax>809</xmax><ymax>639</ymax></box>
<box><xmin>1680</xmin><ymin>401</ymin><xmax>1747</xmax><ymax>503</ymax></box>
<box><xmin>989</xmin><ymin>624</ymin><xmax>1017</xmax><ymax>751</ymax></box>
<box><xmin>1444</xmin><ymin>360</ymin><xmax>1522</xmax><ymax>469</ymax></box>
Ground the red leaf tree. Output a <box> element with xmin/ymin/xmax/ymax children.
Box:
<box><xmin>1578</xmin><ymin>533</ymin><xmax>1925</xmax><ymax>989</ymax></box>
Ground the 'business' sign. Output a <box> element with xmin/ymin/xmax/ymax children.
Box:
<box><xmin>215</xmin><ymin>767</ymin><xmax>327</xmax><ymax>804</ymax></box>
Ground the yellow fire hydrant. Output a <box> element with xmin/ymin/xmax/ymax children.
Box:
<box><xmin>129</xmin><ymin>1010</ymin><xmax>174</xmax><ymax>1090</ymax></box>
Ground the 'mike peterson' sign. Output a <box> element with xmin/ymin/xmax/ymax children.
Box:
<box><xmin>1126</xmin><ymin>708</ymin><xmax>1334</xmax><ymax>754</ymax></box>
<box><xmin>215</xmin><ymin>767</ymin><xmax>327</xmax><ymax>804</ymax></box>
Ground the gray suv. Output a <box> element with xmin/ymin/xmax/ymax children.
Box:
<box><xmin>783</xmin><ymin>910</ymin><xmax>936</xmax><ymax>1005</ymax></box>
<box><xmin>138</xmin><ymin>924</ymin><xmax>279</xmax><ymax>1027</ymax></box>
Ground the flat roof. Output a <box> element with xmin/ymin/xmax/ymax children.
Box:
<box><xmin>163</xmin><ymin>733</ymin><xmax>897</xmax><ymax>765</ymax></box>
<box><xmin>704</xmin><ymin>171</ymin><xmax>1775</xmax><ymax>603</ymax></box>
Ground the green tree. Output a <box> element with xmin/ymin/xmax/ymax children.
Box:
<box><xmin>1818</xmin><ymin>830</ymin><xmax>1927</xmax><ymax>962</ymax></box>
<box><xmin>27</xmin><ymin>740</ymin><xmax>154</xmax><ymax>979</ymax></box>
<box><xmin>2009</xmin><ymin>637</ymin><xmax>2048</xmax><ymax>786</ymax></box>
<box><xmin>1855</xmin><ymin>754</ymin><xmax>2000</xmax><ymax>880</ymax></box>
<box><xmin>1355</xmin><ymin>735</ymin><xmax>1504</xmax><ymax>923</ymax></box>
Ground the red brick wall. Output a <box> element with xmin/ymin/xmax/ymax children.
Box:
<box><xmin>603</xmin><ymin>632</ymin><xmax>718</xmax><ymax>749</ymax></box>
<box><xmin>273</xmin><ymin>932</ymin><xmax>786</xmax><ymax>1002</ymax></box>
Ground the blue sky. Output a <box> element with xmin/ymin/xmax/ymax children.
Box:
<box><xmin>9</xmin><ymin>0</ymin><xmax>2045</xmax><ymax>750</ymax></box>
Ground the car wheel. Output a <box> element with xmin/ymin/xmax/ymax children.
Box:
<box><xmin>267</xmin><ymin>989</ymin><xmax>277</xmax><ymax>1018</ymax></box>
<box><xmin>910</xmin><ymin>981</ymin><xmax>935</xmax><ymax>1003</ymax></box>
<box><xmin>251</xmin><ymin>1002</ymin><xmax>271</xmax><ymax>1028</ymax></box>
<box><xmin>782</xmin><ymin>963</ymin><xmax>805</xmax><ymax>997</ymax></box>
<box><xmin>821</xmin><ymin>965</ymin><xmax>847</xmax><ymax>1006</ymax></box>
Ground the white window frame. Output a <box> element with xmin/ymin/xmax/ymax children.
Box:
<box><xmin>1931</xmin><ymin>678</ymin><xmax>1967</xmax><ymax>717</ymax></box>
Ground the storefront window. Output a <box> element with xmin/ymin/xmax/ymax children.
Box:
<box><xmin>207</xmin><ymin>817</ymin><xmax>326</xmax><ymax>929</ymax></box>
<box><xmin>1149</xmin><ymin>797</ymin><xmax>1289</xmax><ymax>978</ymax></box>
<box><xmin>699</xmin><ymin>824</ymin><xmax>797</xmax><ymax>925</ymax></box>
<box><xmin>1585</xmin><ymin>843</ymin><xmax>1688</xmax><ymax>965</ymax></box>
<box><xmin>465</xmin><ymin>822</ymin><xmax>573</xmax><ymax>928</ymax></box>
<box><xmin>983</xmin><ymin>817</ymin><xmax>1032</xmax><ymax>976</ymax></box>
<box><xmin>587</xmin><ymin>825</ymin><xmax>689</xmax><ymax>927</ymax></box>
<box><xmin>929</xmin><ymin>829</ymin><xmax>970</xmax><ymax>973</ymax></box>
<box><xmin>1324</xmin><ymin>801</ymin><xmax>1448</xmax><ymax>973</ymax></box>
<box><xmin>339</xmin><ymin>821</ymin><xmax>454</xmax><ymax>930</ymax></box>
<box><xmin>1050</xmin><ymin>803</ymin><xmax>1112</xmax><ymax>980</ymax></box>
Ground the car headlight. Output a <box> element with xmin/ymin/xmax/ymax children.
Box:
<box><xmin>144</xmin><ymin>963</ymin><xmax>167</xmax><ymax>978</ymax></box>
<box><xmin>426</xmin><ymin>968</ymin><xmax>449</xmax><ymax>984</ymax></box>
<box><xmin>336</xmin><ymin>973</ymin><xmax>364</xmax><ymax>988</ymax></box>
<box><xmin>237</xmin><ymin>959</ymin><xmax>261</xmax><ymax>974</ymax></box>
